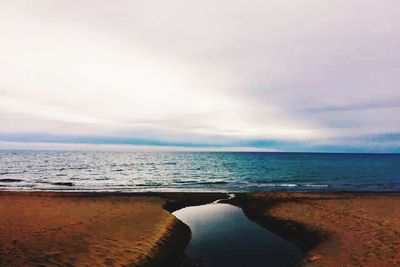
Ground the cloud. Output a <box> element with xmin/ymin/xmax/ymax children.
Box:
<box><xmin>299</xmin><ymin>99</ymin><xmax>400</xmax><ymax>113</ymax></box>
<box><xmin>0</xmin><ymin>141</ymin><xmax>278</xmax><ymax>152</ymax></box>
<box><xmin>0</xmin><ymin>0</ymin><xmax>399</xmax><ymax>151</ymax></box>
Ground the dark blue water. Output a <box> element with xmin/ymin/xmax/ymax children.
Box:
<box><xmin>173</xmin><ymin>202</ymin><xmax>304</xmax><ymax>267</ymax></box>
<box><xmin>0</xmin><ymin>151</ymin><xmax>399</xmax><ymax>192</ymax></box>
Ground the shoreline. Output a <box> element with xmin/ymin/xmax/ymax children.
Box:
<box><xmin>1</xmin><ymin>191</ymin><xmax>399</xmax><ymax>266</ymax></box>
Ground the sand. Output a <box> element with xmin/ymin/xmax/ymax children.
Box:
<box><xmin>1</xmin><ymin>192</ymin><xmax>399</xmax><ymax>267</ymax></box>
<box><xmin>0</xmin><ymin>192</ymin><xmax>194</xmax><ymax>267</ymax></box>
<box><xmin>232</xmin><ymin>192</ymin><xmax>400</xmax><ymax>267</ymax></box>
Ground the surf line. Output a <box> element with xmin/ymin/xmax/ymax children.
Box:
<box><xmin>212</xmin><ymin>193</ymin><xmax>235</xmax><ymax>204</ymax></box>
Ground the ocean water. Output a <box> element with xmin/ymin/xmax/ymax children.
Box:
<box><xmin>0</xmin><ymin>151</ymin><xmax>399</xmax><ymax>192</ymax></box>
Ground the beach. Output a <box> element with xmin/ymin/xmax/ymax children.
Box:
<box><xmin>0</xmin><ymin>192</ymin><xmax>399</xmax><ymax>266</ymax></box>
<box><xmin>0</xmin><ymin>192</ymin><xmax>222</xmax><ymax>266</ymax></box>
<box><xmin>230</xmin><ymin>192</ymin><xmax>400</xmax><ymax>267</ymax></box>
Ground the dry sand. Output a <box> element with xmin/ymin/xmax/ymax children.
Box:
<box><xmin>0</xmin><ymin>192</ymin><xmax>194</xmax><ymax>267</ymax></box>
<box><xmin>1</xmin><ymin>192</ymin><xmax>399</xmax><ymax>267</ymax></box>
<box><xmin>232</xmin><ymin>192</ymin><xmax>400</xmax><ymax>267</ymax></box>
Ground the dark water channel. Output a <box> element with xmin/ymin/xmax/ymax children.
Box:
<box><xmin>173</xmin><ymin>200</ymin><xmax>304</xmax><ymax>267</ymax></box>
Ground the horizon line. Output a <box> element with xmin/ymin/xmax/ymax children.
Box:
<box><xmin>0</xmin><ymin>141</ymin><xmax>399</xmax><ymax>154</ymax></box>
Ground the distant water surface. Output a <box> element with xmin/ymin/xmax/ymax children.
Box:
<box><xmin>0</xmin><ymin>151</ymin><xmax>399</xmax><ymax>192</ymax></box>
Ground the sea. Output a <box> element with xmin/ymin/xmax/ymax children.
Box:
<box><xmin>0</xmin><ymin>151</ymin><xmax>399</xmax><ymax>192</ymax></box>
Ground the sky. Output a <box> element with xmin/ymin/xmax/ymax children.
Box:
<box><xmin>1</xmin><ymin>0</ymin><xmax>400</xmax><ymax>152</ymax></box>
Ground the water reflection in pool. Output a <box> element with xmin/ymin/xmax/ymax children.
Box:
<box><xmin>173</xmin><ymin>203</ymin><xmax>304</xmax><ymax>267</ymax></box>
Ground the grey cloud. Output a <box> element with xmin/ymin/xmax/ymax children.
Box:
<box><xmin>1</xmin><ymin>0</ymin><xmax>400</xmax><ymax>150</ymax></box>
<box><xmin>299</xmin><ymin>99</ymin><xmax>400</xmax><ymax>113</ymax></box>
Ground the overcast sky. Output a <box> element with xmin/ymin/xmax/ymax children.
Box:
<box><xmin>1</xmin><ymin>0</ymin><xmax>400</xmax><ymax>152</ymax></box>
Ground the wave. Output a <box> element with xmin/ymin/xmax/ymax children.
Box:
<box><xmin>197</xmin><ymin>181</ymin><xmax>229</xmax><ymax>185</ymax></box>
<box><xmin>268</xmin><ymin>178</ymin><xmax>320</xmax><ymax>183</ymax></box>
<box><xmin>265</xmin><ymin>183</ymin><xmax>299</xmax><ymax>187</ymax></box>
<box><xmin>67</xmin><ymin>166</ymin><xmax>89</xmax><ymax>170</ymax></box>
<box><xmin>0</xmin><ymin>171</ymin><xmax>27</xmax><ymax>175</ymax></box>
<box><xmin>261</xmin><ymin>183</ymin><xmax>329</xmax><ymax>188</ymax></box>
<box><xmin>174</xmin><ymin>180</ymin><xmax>229</xmax><ymax>185</ymax></box>
<box><xmin>0</xmin><ymin>178</ymin><xmax>24</xmax><ymax>183</ymax></box>
<box><xmin>135</xmin><ymin>182</ymin><xmax>164</xmax><ymax>187</ymax></box>
<box><xmin>304</xmin><ymin>184</ymin><xmax>329</xmax><ymax>188</ymax></box>
<box><xmin>94</xmin><ymin>177</ymin><xmax>110</xmax><ymax>180</ymax></box>
<box><xmin>52</xmin><ymin>182</ymin><xmax>75</xmax><ymax>186</ymax></box>
<box><xmin>174</xmin><ymin>180</ymin><xmax>198</xmax><ymax>184</ymax></box>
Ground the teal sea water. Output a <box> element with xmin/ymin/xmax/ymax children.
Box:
<box><xmin>0</xmin><ymin>151</ymin><xmax>399</xmax><ymax>192</ymax></box>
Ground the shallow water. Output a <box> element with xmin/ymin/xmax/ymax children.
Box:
<box><xmin>1</xmin><ymin>151</ymin><xmax>399</xmax><ymax>192</ymax></box>
<box><xmin>173</xmin><ymin>202</ymin><xmax>304</xmax><ymax>267</ymax></box>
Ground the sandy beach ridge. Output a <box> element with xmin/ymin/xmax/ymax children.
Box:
<box><xmin>0</xmin><ymin>191</ymin><xmax>399</xmax><ymax>266</ymax></box>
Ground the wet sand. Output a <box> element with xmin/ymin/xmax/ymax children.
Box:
<box><xmin>231</xmin><ymin>192</ymin><xmax>400</xmax><ymax>267</ymax></box>
<box><xmin>1</xmin><ymin>192</ymin><xmax>399</xmax><ymax>266</ymax></box>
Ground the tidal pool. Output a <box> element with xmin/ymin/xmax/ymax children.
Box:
<box><xmin>173</xmin><ymin>202</ymin><xmax>304</xmax><ymax>267</ymax></box>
